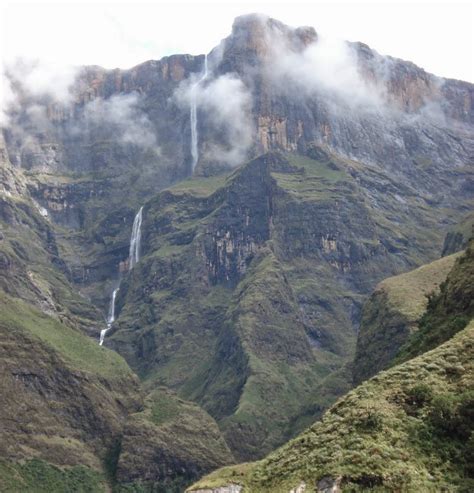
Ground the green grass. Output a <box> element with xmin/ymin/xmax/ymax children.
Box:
<box><xmin>0</xmin><ymin>459</ymin><xmax>106</xmax><ymax>493</ymax></box>
<box><xmin>0</xmin><ymin>291</ymin><xmax>133</xmax><ymax>379</ymax></box>
<box><xmin>378</xmin><ymin>251</ymin><xmax>462</xmax><ymax>321</ymax></box>
<box><xmin>270</xmin><ymin>154</ymin><xmax>349</xmax><ymax>201</ymax></box>
<box><xmin>115</xmin><ymin>388</ymin><xmax>234</xmax><ymax>492</ymax></box>
<box><xmin>149</xmin><ymin>389</ymin><xmax>183</xmax><ymax>426</ymax></box>
<box><xmin>168</xmin><ymin>173</ymin><xmax>230</xmax><ymax>196</ymax></box>
<box><xmin>190</xmin><ymin>319</ymin><xmax>474</xmax><ymax>492</ymax></box>
<box><xmin>190</xmin><ymin>241</ymin><xmax>474</xmax><ymax>492</ymax></box>
<box><xmin>394</xmin><ymin>240</ymin><xmax>474</xmax><ymax>364</ymax></box>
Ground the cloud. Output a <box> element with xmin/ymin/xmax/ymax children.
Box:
<box><xmin>4</xmin><ymin>58</ymin><xmax>78</xmax><ymax>104</ymax></box>
<box><xmin>266</xmin><ymin>33</ymin><xmax>385</xmax><ymax>109</ymax></box>
<box><xmin>1</xmin><ymin>57</ymin><xmax>78</xmax><ymax>131</ymax></box>
<box><xmin>176</xmin><ymin>72</ymin><xmax>253</xmax><ymax>167</ymax></box>
<box><xmin>0</xmin><ymin>69</ymin><xmax>14</xmax><ymax>126</ymax></box>
<box><xmin>79</xmin><ymin>93</ymin><xmax>160</xmax><ymax>151</ymax></box>
<box><xmin>2</xmin><ymin>58</ymin><xmax>160</xmax><ymax>157</ymax></box>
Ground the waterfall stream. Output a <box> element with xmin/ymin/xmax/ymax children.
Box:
<box><xmin>190</xmin><ymin>54</ymin><xmax>208</xmax><ymax>172</ymax></box>
<box><xmin>129</xmin><ymin>206</ymin><xmax>143</xmax><ymax>270</ymax></box>
<box><xmin>99</xmin><ymin>287</ymin><xmax>119</xmax><ymax>346</ymax></box>
<box><xmin>99</xmin><ymin>206</ymin><xmax>144</xmax><ymax>345</ymax></box>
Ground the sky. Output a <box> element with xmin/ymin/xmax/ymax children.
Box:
<box><xmin>0</xmin><ymin>0</ymin><xmax>473</xmax><ymax>82</ymax></box>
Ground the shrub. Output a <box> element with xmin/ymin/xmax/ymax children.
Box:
<box><xmin>405</xmin><ymin>384</ymin><xmax>433</xmax><ymax>409</ymax></box>
<box><xmin>428</xmin><ymin>393</ymin><xmax>460</xmax><ymax>434</ymax></box>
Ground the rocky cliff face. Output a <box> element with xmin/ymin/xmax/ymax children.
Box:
<box><xmin>189</xmin><ymin>244</ymin><xmax>474</xmax><ymax>492</ymax></box>
<box><xmin>106</xmin><ymin>147</ymin><xmax>469</xmax><ymax>460</ymax></box>
<box><xmin>1</xmin><ymin>11</ymin><xmax>473</xmax><ymax>488</ymax></box>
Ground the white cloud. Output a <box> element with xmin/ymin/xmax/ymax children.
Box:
<box><xmin>268</xmin><ymin>34</ymin><xmax>385</xmax><ymax>109</ymax></box>
<box><xmin>0</xmin><ymin>67</ymin><xmax>14</xmax><ymax>126</ymax></box>
<box><xmin>176</xmin><ymin>72</ymin><xmax>253</xmax><ymax>167</ymax></box>
<box><xmin>80</xmin><ymin>93</ymin><xmax>159</xmax><ymax>151</ymax></box>
<box><xmin>5</xmin><ymin>58</ymin><xmax>78</xmax><ymax>103</ymax></box>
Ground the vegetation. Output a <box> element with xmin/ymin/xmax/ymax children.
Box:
<box><xmin>0</xmin><ymin>291</ymin><xmax>133</xmax><ymax>379</ymax></box>
<box><xmin>191</xmin><ymin>240</ymin><xmax>474</xmax><ymax>492</ymax></box>
<box><xmin>353</xmin><ymin>251</ymin><xmax>461</xmax><ymax>384</ymax></box>
<box><xmin>191</xmin><ymin>320</ymin><xmax>474</xmax><ymax>492</ymax></box>
<box><xmin>115</xmin><ymin>388</ymin><xmax>234</xmax><ymax>491</ymax></box>
<box><xmin>394</xmin><ymin>240</ymin><xmax>474</xmax><ymax>364</ymax></box>
<box><xmin>0</xmin><ymin>459</ymin><xmax>106</xmax><ymax>493</ymax></box>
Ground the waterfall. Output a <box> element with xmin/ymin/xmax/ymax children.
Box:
<box><xmin>190</xmin><ymin>54</ymin><xmax>208</xmax><ymax>172</ymax></box>
<box><xmin>99</xmin><ymin>206</ymin><xmax>144</xmax><ymax>345</ymax></box>
<box><xmin>128</xmin><ymin>206</ymin><xmax>143</xmax><ymax>270</ymax></box>
<box><xmin>99</xmin><ymin>287</ymin><xmax>119</xmax><ymax>346</ymax></box>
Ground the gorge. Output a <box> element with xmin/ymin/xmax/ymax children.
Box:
<box><xmin>0</xmin><ymin>12</ymin><xmax>472</xmax><ymax>493</ymax></box>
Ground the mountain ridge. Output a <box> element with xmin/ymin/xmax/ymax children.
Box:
<box><xmin>0</xmin><ymin>12</ymin><xmax>473</xmax><ymax>492</ymax></box>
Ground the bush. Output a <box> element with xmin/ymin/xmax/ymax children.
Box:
<box><xmin>355</xmin><ymin>406</ymin><xmax>383</xmax><ymax>432</ymax></box>
<box><xmin>405</xmin><ymin>384</ymin><xmax>433</xmax><ymax>409</ymax></box>
<box><xmin>429</xmin><ymin>393</ymin><xmax>460</xmax><ymax>434</ymax></box>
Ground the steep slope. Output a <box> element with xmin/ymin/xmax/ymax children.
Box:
<box><xmin>353</xmin><ymin>251</ymin><xmax>462</xmax><ymax>384</ymax></box>
<box><xmin>192</xmin><ymin>321</ymin><xmax>474</xmax><ymax>492</ymax></box>
<box><xmin>394</xmin><ymin>239</ymin><xmax>474</xmax><ymax>364</ymax></box>
<box><xmin>442</xmin><ymin>211</ymin><xmax>474</xmax><ymax>256</ymax></box>
<box><xmin>190</xmin><ymin>245</ymin><xmax>474</xmax><ymax>492</ymax></box>
<box><xmin>1</xmin><ymin>11</ymin><xmax>473</xmax><ymax>482</ymax></box>
<box><xmin>116</xmin><ymin>388</ymin><xmax>234</xmax><ymax>492</ymax></box>
<box><xmin>107</xmin><ymin>149</ymin><xmax>468</xmax><ymax>460</ymax></box>
<box><xmin>0</xmin><ymin>291</ymin><xmax>141</xmax><ymax>489</ymax></box>
<box><xmin>0</xmin><ymin>290</ymin><xmax>233</xmax><ymax>492</ymax></box>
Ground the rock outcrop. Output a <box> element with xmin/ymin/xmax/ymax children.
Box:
<box><xmin>1</xmin><ymin>12</ymin><xmax>473</xmax><ymax>490</ymax></box>
<box><xmin>190</xmin><ymin>251</ymin><xmax>474</xmax><ymax>491</ymax></box>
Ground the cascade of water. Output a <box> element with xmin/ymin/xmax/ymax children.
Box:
<box><xmin>128</xmin><ymin>206</ymin><xmax>143</xmax><ymax>270</ymax></box>
<box><xmin>99</xmin><ymin>206</ymin><xmax>145</xmax><ymax>345</ymax></box>
<box><xmin>190</xmin><ymin>55</ymin><xmax>208</xmax><ymax>172</ymax></box>
<box><xmin>99</xmin><ymin>287</ymin><xmax>119</xmax><ymax>346</ymax></box>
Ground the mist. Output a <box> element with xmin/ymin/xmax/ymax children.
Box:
<box><xmin>176</xmin><ymin>71</ymin><xmax>253</xmax><ymax>167</ymax></box>
<box><xmin>264</xmin><ymin>27</ymin><xmax>386</xmax><ymax>111</ymax></box>
<box><xmin>78</xmin><ymin>93</ymin><xmax>160</xmax><ymax>152</ymax></box>
<box><xmin>1</xmin><ymin>58</ymin><xmax>161</xmax><ymax>166</ymax></box>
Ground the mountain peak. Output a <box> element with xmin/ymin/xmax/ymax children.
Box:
<box><xmin>221</xmin><ymin>13</ymin><xmax>317</xmax><ymax>65</ymax></box>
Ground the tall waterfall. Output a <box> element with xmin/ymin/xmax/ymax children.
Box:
<box><xmin>99</xmin><ymin>206</ymin><xmax>144</xmax><ymax>345</ymax></box>
<box><xmin>128</xmin><ymin>206</ymin><xmax>143</xmax><ymax>270</ymax></box>
<box><xmin>99</xmin><ymin>287</ymin><xmax>119</xmax><ymax>346</ymax></box>
<box><xmin>190</xmin><ymin>55</ymin><xmax>208</xmax><ymax>171</ymax></box>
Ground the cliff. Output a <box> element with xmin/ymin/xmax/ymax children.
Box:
<box><xmin>189</xmin><ymin>243</ymin><xmax>474</xmax><ymax>492</ymax></box>
<box><xmin>1</xmin><ymin>12</ymin><xmax>473</xmax><ymax>490</ymax></box>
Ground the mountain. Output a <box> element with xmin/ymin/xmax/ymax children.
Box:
<box><xmin>353</xmin><ymin>250</ymin><xmax>462</xmax><ymax>384</ymax></box>
<box><xmin>1</xmin><ymin>12</ymin><xmax>473</xmax><ymax>491</ymax></box>
<box><xmin>189</xmin><ymin>241</ymin><xmax>474</xmax><ymax>492</ymax></box>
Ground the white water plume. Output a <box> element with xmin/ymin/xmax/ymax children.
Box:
<box><xmin>190</xmin><ymin>55</ymin><xmax>208</xmax><ymax>171</ymax></box>
<box><xmin>99</xmin><ymin>287</ymin><xmax>119</xmax><ymax>346</ymax></box>
<box><xmin>128</xmin><ymin>206</ymin><xmax>143</xmax><ymax>270</ymax></box>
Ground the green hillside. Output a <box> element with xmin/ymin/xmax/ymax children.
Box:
<box><xmin>190</xmin><ymin>242</ymin><xmax>474</xmax><ymax>492</ymax></box>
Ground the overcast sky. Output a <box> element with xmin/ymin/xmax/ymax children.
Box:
<box><xmin>0</xmin><ymin>0</ymin><xmax>473</xmax><ymax>82</ymax></box>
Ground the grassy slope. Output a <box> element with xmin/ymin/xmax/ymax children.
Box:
<box><xmin>190</xmin><ymin>241</ymin><xmax>474</xmax><ymax>492</ymax></box>
<box><xmin>353</xmin><ymin>251</ymin><xmax>462</xmax><ymax>384</ymax></box>
<box><xmin>0</xmin><ymin>291</ymin><xmax>133</xmax><ymax>379</ymax></box>
<box><xmin>191</xmin><ymin>319</ymin><xmax>474</xmax><ymax>492</ymax></box>
<box><xmin>116</xmin><ymin>388</ymin><xmax>234</xmax><ymax>492</ymax></box>
<box><xmin>394</xmin><ymin>240</ymin><xmax>474</xmax><ymax>364</ymax></box>
<box><xmin>0</xmin><ymin>459</ymin><xmax>106</xmax><ymax>493</ymax></box>
<box><xmin>0</xmin><ymin>290</ymin><xmax>142</xmax><ymax>490</ymax></box>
